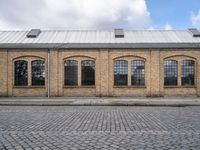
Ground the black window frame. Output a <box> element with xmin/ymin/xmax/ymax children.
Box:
<box><xmin>31</xmin><ymin>60</ymin><xmax>45</xmax><ymax>86</ymax></box>
<box><xmin>14</xmin><ymin>60</ymin><xmax>28</xmax><ymax>86</ymax></box>
<box><xmin>81</xmin><ymin>60</ymin><xmax>95</xmax><ymax>86</ymax></box>
<box><xmin>64</xmin><ymin>60</ymin><xmax>78</xmax><ymax>86</ymax></box>
<box><xmin>164</xmin><ymin>60</ymin><xmax>178</xmax><ymax>86</ymax></box>
<box><xmin>114</xmin><ymin>60</ymin><xmax>128</xmax><ymax>86</ymax></box>
<box><xmin>181</xmin><ymin>60</ymin><xmax>195</xmax><ymax>86</ymax></box>
<box><xmin>131</xmin><ymin>60</ymin><xmax>145</xmax><ymax>86</ymax></box>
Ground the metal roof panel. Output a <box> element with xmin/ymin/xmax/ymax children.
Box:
<box><xmin>0</xmin><ymin>29</ymin><xmax>200</xmax><ymax>49</ymax></box>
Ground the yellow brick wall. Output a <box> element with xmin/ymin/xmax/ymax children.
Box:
<box><xmin>0</xmin><ymin>48</ymin><xmax>200</xmax><ymax>97</ymax></box>
<box><xmin>6</xmin><ymin>50</ymin><xmax>48</xmax><ymax>97</ymax></box>
<box><xmin>50</xmin><ymin>50</ymin><xmax>59</xmax><ymax>97</ymax></box>
<box><xmin>159</xmin><ymin>50</ymin><xmax>200</xmax><ymax>97</ymax></box>
<box><xmin>0</xmin><ymin>50</ymin><xmax>8</xmax><ymax>96</ymax></box>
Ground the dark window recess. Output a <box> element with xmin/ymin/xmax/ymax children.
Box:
<box><xmin>64</xmin><ymin>60</ymin><xmax>78</xmax><ymax>86</ymax></box>
<box><xmin>181</xmin><ymin>60</ymin><xmax>195</xmax><ymax>86</ymax></box>
<box><xmin>131</xmin><ymin>60</ymin><xmax>145</xmax><ymax>86</ymax></box>
<box><xmin>81</xmin><ymin>60</ymin><xmax>95</xmax><ymax>85</ymax></box>
<box><xmin>14</xmin><ymin>60</ymin><xmax>28</xmax><ymax>86</ymax></box>
<box><xmin>114</xmin><ymin>60</ymin><xmax>128</xmax><ymax>86</ymax></box>
<box><xmin>164</xmin><ymin>60</ymin><xmax>178</xmax><ymax>86</ymax></box>
<box><xmin>32</xmin><ymin>60</ymin><xmax>45</xmax><ymax>86</ymax></box>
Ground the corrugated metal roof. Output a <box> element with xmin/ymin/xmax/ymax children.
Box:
<box><xmin>0</xmin><ymin>29</ymin><xmax>200</xmax><ymax>49</ymax></box>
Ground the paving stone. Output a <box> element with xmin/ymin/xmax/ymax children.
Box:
<box><xmin>0</xmin><ymin>106</ymin><xmax>200</xmax><ymax>149</ymax></box>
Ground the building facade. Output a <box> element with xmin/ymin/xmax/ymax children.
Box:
<box><xmin>0</xmin><ymin>29</ymin><xmax>200</xmax><ymax>97</ymax></box>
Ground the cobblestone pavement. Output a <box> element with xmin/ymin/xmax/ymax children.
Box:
<box><xmin>0</xmin><ymin>106</ymin><xmax>200</xmax><ymax>150</ymax></box>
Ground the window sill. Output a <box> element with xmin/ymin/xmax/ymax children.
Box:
<box><xmin>64</xmin><ymin>85</ymin><xmax>96</xmax><ymax>88</ymax></box>
<box><xmin>13</xmin><ymin>86</ymin><xmax>45</xmax><ymax>88</ymax></box>
<box><xmin>113</xmin><ymin>86</ymin><xmax>146</xmax><ymax>88</ymax></box>
<box><xmin>164</xmin><ymin>86</ymin><xmax>196</xmax><ymax>88</ymax></box>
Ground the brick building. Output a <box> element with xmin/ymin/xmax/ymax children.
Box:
<box><xmin>0</xmin><ymin>28</ymin><xmax>200</xmax><ymax>97</ymax></box>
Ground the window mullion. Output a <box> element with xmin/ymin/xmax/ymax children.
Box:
<box><xmin>195</xmin><ymin>62</ymin><xmax>196</xmax><ymax>86</ymax></box>
<box><xmin>178</xmin><ymin>61</ymin><xmax>181</xmax><ymax>86</ymax></box>
<box><xmin>28</xmin><ymin>61</ymin><xmax>31</xmax><ymax>86</ymax></box>
<box><xmin>128</xmin><ymin>60</ymin><xmax>131</xmax><ymax>86</ymax></box>
<box><xmin>78</xmin><ymin>61</ymin><xmax>81</xmax><ymax>86</ymax></box>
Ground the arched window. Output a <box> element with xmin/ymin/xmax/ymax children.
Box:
<box><xmin>32</xmin><ymin>60</ymin><xmax>45</xmax><ymax>86</ymax></box>
<box><xmin>164</xmin><ymin>60</ymin><xmax>178</xmax><ymax>86</ymax></box>
<box><xmin>14</xmin><ymin>60</ymin><xmax>28</xmax><ymax>86</ymax></box>
<box><xmin>131</xmin><ymin>60</ymin><xmax>145</xmax><ymax>86</ymax></box>
<box><xmin>181</xmin><ymin>60</ymin><xmax>195</xmax><ymax>86</ymax></box>
<box><xmin>81</xmin><ymin>60</ymin><xmax>95</xmax><ymax>85</ymax></box>
<box><xmin>114</xmin><ymin>60</ymin><xmax>128</xmax><ymax>86</ymax></box>
<box><xmin>64</xmin><ymin>60</ymin><xmax>78</xmax><ymax>86</ymax></box>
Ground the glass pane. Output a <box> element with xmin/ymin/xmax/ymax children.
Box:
<box><xmin>64</xmin><ymin>60</ymin><xmax>78</xmax><ymax>86</ymax></box>
<box><xmin>114</xmin><ymin>60</ymin><xmax>128</xmax><ymax>86</ymax></box>
<box><xmin>181</xmin><ymin>60</ymin><xmax>195</xmax><ymax>86</ymax></box>
<box><xmin>14</xmin><ymin>60</ymin><xmax>28</xmax><ymax>86</ymax></box>
<box><xmin>164</xmin><ymin>60</ymin><xmax>178</xmax><ymax>86</ymax></box>
<box><xmin>81</xmin><ymin>60</ymin><xmax>95</xmax><ymax>85</ymax></box>
<box><xmin>131</xmin><ymin>60</ymin><xmax>145</xmax><ymax>86</ymax></box>
<box><xmin>32</xmin><ymin>60</ymin><xmax>45</xmax><ymax>86</ymax></box>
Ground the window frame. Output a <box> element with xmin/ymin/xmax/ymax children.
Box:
<box><xmin>64</xmin><ymin>60</ymin><xmax>78</xmax><ymax>86</ymax></box>
<box><xmin>14</xmin><ymin>60</ymin><xmax>28</xmax><ymax>86</ymax></box>
<box><xmin>164</xmin><ymin>59</ymin><xmax>178</xmax><ymax>86</ymax></box>
<box><xmin>31</xmin><ymin>60</ymin><xmax>45</xmax><ymax>86</ymax></box>
<box><xmin>13</xmin><ymin>57</ymin><xmax>46</xmax><ymax>88</ymax></box>
<box><xmin>181</xmin><ymin>59</ymin><xmax>195</xmax><ymax>86</ymax></box>
<box><xmin>113</xmin><ymin>60</ymin><xmax>128</xmax><ymax>86</ymax></box>
<box><xmin>131</xmin><ymin>60</ymin><xmax>145</xmax><ymax>86</ymax></box>
<box><xmin>81</xmin><ymin>60</ymin><xmax>95</xmax><ymax>86</ymax></box>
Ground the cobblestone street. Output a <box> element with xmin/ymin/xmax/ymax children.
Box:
<box><xmin>0</xmin><ymin>106</ymin><xmax>200</xmax><ymax>150</ymax></box>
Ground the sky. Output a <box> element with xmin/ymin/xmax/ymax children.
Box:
<box><xmin>0</xmin><ymin>0</ymin><xmax>199</xmax><ymax>30</ymax></box>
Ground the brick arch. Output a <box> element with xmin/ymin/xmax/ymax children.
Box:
<box><xmin>164</xmin><ymin>55</ymin><xmax>196</xmax><ymax>60</ymax></box>
<box><xmin>163</xmin><ymin>59</ymin><xmax>178</xmax><ymax>62</ymax></box>
<box><xmin>81</xmin><ymin>59</ymin><xmax>95</xmax><ymax>63</ymax></box>
<box><xmin>113</xmin><ymin>55</ymin><xmax>146</xmax><ymax>61</ymax></box>
<box><xmin>13</xmin><ymin>55</ymin><xmax>45</xmax><ymax>61</ymax></box>
<box><xmin>63</xmin><ymin>55</ymin><xmax>96</xmax><ymax>61</ymax></box>
<box><xmin>114</xmin><ymin>57</ymin><xmax>128</xmax><ymax>62</ymax></box>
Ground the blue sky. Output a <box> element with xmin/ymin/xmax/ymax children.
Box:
<box><xmin>0</xmin><ymin>0</ymin><xmax>199</xmax><ymax>30</ymax></box>
<box><xmin>147</xmin><ymin>0</ymin><xmax>200</xmax><ymax>29</ymax></box>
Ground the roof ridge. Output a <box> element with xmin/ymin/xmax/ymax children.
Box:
<box><xmin>0</xmin><ymin>29</ymin><xmax>190</xmax><ymax>32</ymax></box>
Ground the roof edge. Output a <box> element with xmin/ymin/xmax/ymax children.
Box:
<box><xmin>0</xmin><ymin>43</ymin><xmax>200</xmax><ymax>49</ymax></box>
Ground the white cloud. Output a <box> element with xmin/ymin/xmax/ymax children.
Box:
<box><xmin>147</xmin><ymin>23</ymin><xmax>173</xmax><ymax>30</ymax></box>
<box><xmin>191</xmin><ymin>10</ymin><xmax>200</xmax><ymax>27</ymax></box>
<box><xmin>0</xmin><ymin>20</ymin><xmax>9</xmax><ymax>29</ymax></box>
<box><xmin>147</xmin><ymin>26</ymin><xmax>155</xmax><ymax>30</ymax></box>
<box><xmin>0</xmin><ymin>0</ymin><xmax>151</xmax><ymax>30</ymax></box>
<box><xmin>164</xmin><ymin>23</ymin><xmax>172</xmax><ymax>30</ymax></box>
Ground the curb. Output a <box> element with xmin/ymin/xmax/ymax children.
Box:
<box><xmin>1</xmin><ymin>97</ymin><xmax>200</xmax><ymax>106</ymax></box>
<box><xmin>0</xmin><ymin>100</ymin><xmax>200</xmax><ymax>106</ymax></box>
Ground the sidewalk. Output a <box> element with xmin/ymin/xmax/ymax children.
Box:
<box><xmin>0</xmin><ymin>97</ymin><xmax>200</xmax><ymax>106</ymax></box>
